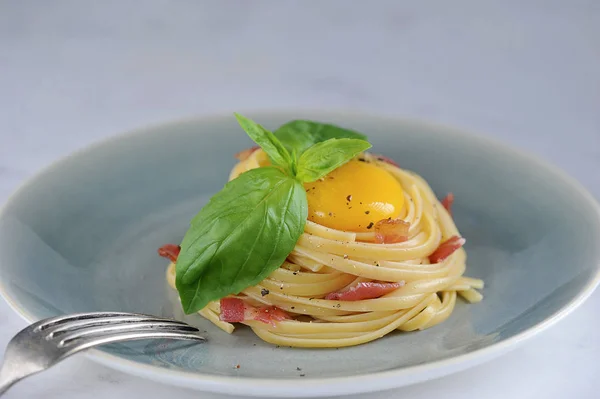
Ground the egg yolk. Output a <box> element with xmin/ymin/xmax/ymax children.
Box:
<box><xmin>305</xmin><ymin>160</ymin><xmax>405</xmax><ymax>232</ymax></box>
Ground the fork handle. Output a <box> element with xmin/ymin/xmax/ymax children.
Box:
<box><xmin>0</xmin><ymin>364</ymin><xmax>25</xmax><ymax>396</ymax></box>
<box><xmin>0</xmin><ymin>379</ymin><xmax>17</xmax><ymax>396</ymax></box>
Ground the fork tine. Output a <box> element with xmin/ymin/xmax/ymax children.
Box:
<box><xmin>35</xmin><ymin>312</ymin><xmax>161</xmax><ymax>331</ymax></box>
<box><xmin>46</xmin><ymin>317</ymin><xmax>190</xmax><ymax>338</ymax></box>
<box><xmin>57</xmin><ymin>322</ymin><xmax>199</xmax><ymax>346</ymax></box>
<box><xmin>60</xmin><ymin>330</ymin><xmax>205</xmax><ymax>357</ymax></box>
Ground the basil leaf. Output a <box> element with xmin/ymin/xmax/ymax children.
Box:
<box><xmin>176</xmin><ymin>167</ymin><xmax>307</xmax><ymax>314</ymax></box>
<box><xmin>234</xmin><ymin>113</ymin><xmax>293</xmax><ymax>174</ymax></box>
<box><xmin>296</xmin><ymin>138</ymin><xmax>372</xmax><ymax>183</ymax></box>
<box><xmin>274</xmin><ymin>120</ymin><xmax>368</xmax><ymax>154</ymax></box>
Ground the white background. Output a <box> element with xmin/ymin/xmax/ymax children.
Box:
<box><xmin>1</xmin><ymin>1</ymin><xmax>599</xmax><ymax>398</ymax></box>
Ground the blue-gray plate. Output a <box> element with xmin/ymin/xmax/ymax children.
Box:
<box><xmin>1</xmin><ymin>111</ymin><xmax>599</xmax><ymax>397</ymax></box>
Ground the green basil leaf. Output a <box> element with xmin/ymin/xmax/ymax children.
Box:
<box><xmin>176</xmin><ymin>167</ymin><xmax>307</xmax><ymax>314</ymax></box>
<box><xmin>296</xmin><ymin>138</ymin><xmax>372</xmax><ymax>183</ymax></box>
<box><xmin>234</xmin><ymin>113</ymin><xmax>293</xmax><ymax>174</ymax></box>
<box><xmin>274</xmin><ymin>120</ymin><xmax>368</xmax><ymax>154</ymax></box>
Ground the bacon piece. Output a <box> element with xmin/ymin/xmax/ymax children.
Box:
<box><xmin>373</xmin><ymin>153</ymin><xmax>400</xmax><ymax>167</ymax></box>
<box><xmin>441</xmin><ymin>193</ymin><xmax>454</xmax><ymax>216</ymax></box>
<box><xmin>429</xmin><ymin>235</ymin><xmax>466</xmax><ymax>263</ymax></box>
<box><xmin>157</xmin><ymin>244</ymin><xmax>181</xmax><ymax>262</ymax></box>
<box><xmin>219</xmin><ymin>298</ymin><xmax>290</xmax><ymax>326</ymax></box>
<box><xmin>219</xmin><ymin>298</ymin><xmax>247</xmax><ymax>322</ymax></box>
<box><xmin>325</xmin><ymin>282</ymin><xmax>403</xmax><ymax>301</ymax></box>
<box><xmin>374</xmin><ymin>219</ymin><xmax>410</xmax><ymax>244</ymax></box>
<box><xmin>235</xmin><ymin>146</ymin><xmax>259</xmax><ymax>161</ymax></box>
<box><xmin>253</xmin><ymin>306</ymin><xmax>291</xmax><ymax>327</ymax></box>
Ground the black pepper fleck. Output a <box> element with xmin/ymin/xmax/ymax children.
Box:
<box><xmin>297</xmin><ymin>367</ymin><xmax>302</xmax><ymax>371</ymax></box>
<box><xmin>328</xmin><ymin>212</ymin><xmax>333</xmax><ymax>216</ymax></box>
<box><xmin>365</xmin><ymin>210</ymin><xmax>370</xmax><ymax>214</ymax></box>
<box><xmin>346</xmin><ymin>194</ymin><xmax>352</xmax><ymax>202</ymax></box>
<box><xmin>293</xmin><ymin>271</ymin><xmax>298</xmax><ymax>275</ymax></box>
<box><xmin>366</xmin><ymin>222</ymin><xmax>374</xmax><ymax>229</ymax></box>
<box><xmin>336</xmin><ymin>303</ymin><xmax>341</xmax><ymax>308</ymax></box>
<box><xmin>300</xmin><ymin>374</ymin><xmax>306</xmax><ymax>377</ymax></box>
<box><xmin>291</xmin><ymin>306</ymin><xmax>295</xmax><ymax>309</ymax></box>
<box><xmin>261</xmin><ymin>288</ymin><xmax>270</xmax><ymax>296</ymax></box>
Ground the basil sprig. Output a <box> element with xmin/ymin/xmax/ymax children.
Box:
<box><xmin>235</xmin><ymin>114</ymin><xmax>294</xmax><ymax>175</ymax></box>
<box><xmin>274</xmin><ymin>120</ymin><xmax>368</xmax><ymax>155</ymax></box>
<box><xmin>296</xmin><ymin>138</ymin><xmax>372</xmax><ymax>183</ymax></box>
<box><xmin>176</xmin><ymin>114</ymin><xmax>371</xmax><ymax>313</ymax></box>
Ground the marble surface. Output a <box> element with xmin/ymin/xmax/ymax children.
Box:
<box><xmin>0</xmin><ymin>1</ymin><xmax>599</xmax><ymax>398</ymax></box>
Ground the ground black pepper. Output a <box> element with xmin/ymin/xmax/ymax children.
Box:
<box><xmin>261</xmin><ymin>288</ymin><xmax>269</xmax><ymax>296</ymax></box>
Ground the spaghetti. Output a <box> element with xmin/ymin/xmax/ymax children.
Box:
<box><xmin>163</xmin><ymin>149</ymin><xmax>483</xmax><ymax>348</ymax></box>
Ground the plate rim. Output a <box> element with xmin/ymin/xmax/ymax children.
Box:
<box><xmin>2</xmin><ymin>109</ymin><xmax>600</xmax><ymax>397</ymax></box>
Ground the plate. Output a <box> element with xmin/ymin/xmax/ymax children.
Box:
<box><xmin>1</xmin><ymin>111</ymin><xmax>599</xmax><ymax>397</ymax></box>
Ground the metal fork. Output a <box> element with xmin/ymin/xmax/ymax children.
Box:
<box><xmin>0</xmin><ymin>312</ymin><xmax>205</xmax><ymax>395</ymax></box>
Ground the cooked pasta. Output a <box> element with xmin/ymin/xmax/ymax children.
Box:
<box><xmin>164</xmin><ymin>149</ymin><xmax>483</xmax><ymax>348</ymax></box>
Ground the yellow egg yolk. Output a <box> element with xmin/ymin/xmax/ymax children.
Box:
<box><xmin>305</xmin><ymin>160</ymin><xmax>405</xmax><ymax>232</ymax></box>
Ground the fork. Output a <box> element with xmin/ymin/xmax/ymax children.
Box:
<box><xmin>0</xmin><ymin>312</ymin><xmax>205</xmax><ymax>395</ymax></box>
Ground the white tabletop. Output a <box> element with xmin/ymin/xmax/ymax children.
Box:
<box><xmin>1</xmin><ymin>1</ymin><xmax>599</xmax><ymax>398</ymax></box>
